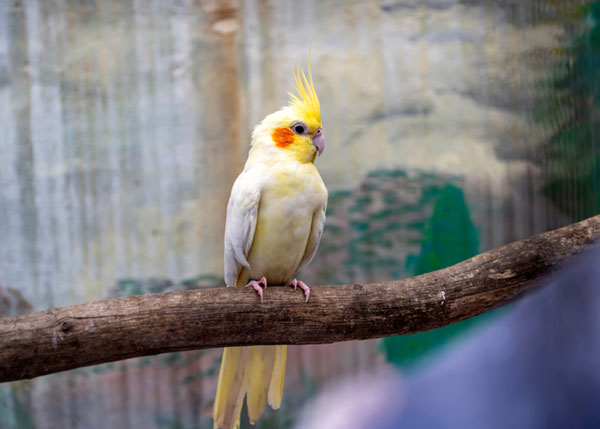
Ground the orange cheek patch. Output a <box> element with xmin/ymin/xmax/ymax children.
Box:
<box><xmin>272</xmin><ymin>127</ymin><xmax>295</xmax><ymax>148</ymax></box>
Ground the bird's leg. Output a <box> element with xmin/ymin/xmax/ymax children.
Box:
<box><xmin>287</xmin><ymin>279</ymin><xmax>310</xmax><ymax>303</ymax></box>
<box><xmin>245</xmin><ymin>277</ymin><xmax>267</xmax><ymax>303</ymax></box>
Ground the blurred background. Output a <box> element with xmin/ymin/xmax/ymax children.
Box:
<box><xmin>1</xmin><ymin>0</ymin><xmax>599</xmax><ymax>427</ymax></box>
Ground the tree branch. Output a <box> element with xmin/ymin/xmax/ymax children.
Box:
<box><xmin>1</xmin><ymin>215</ymin><xmax>599</xmax><ymax>383</ymax></box>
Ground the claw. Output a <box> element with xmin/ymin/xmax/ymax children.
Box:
<box><xmin>245</xmin><ymin>277</ymin><xmax>267</xmax><ymax>303</ymax></box>
<box><xmin>287</xmin><ymin>279</ymin><xmax>310</xmax><ymax>303</ymax></box>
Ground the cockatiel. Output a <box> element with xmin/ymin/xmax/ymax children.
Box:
<box><xmin>212</xmin><ymin>62</ymin><xmax>327</xmax><ymax>429</ymax></box>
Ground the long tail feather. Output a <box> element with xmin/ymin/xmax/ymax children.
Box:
<box><xmin>247</xmin><ymin>346</ymin><xmax>277</xmax><ymax>423</ymax></box>
<box><xmin>214</xmin><ymin>345</ymin><xmax>287</xmax><ymax>428</ymax></box>
<box><xmin>268</xmin><ymin>345</ymin><xmax>287</xmax><ymax>409</ymax></box>
<box><xmin>213</xmin><ymin>347</ymin><xmax>250</xmax><ymax>429</ymax></box>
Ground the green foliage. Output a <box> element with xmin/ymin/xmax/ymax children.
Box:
<box><xmin>413</xmin><ymin>185</ymin><xmax>479</xmax><ymax>275</ymax></box>
<box><xmin>305</xmin><ymin>170</ymin><xmax>495</xmax><ymax>369</ymax></box>
<box><xmin>308</xmin><ymin>168</ymin><xmax>467</xmax><ymax>285</ymax></box>
<box><xmin>383</xmin><ymin>184</ymin><xmax>490</xmax><ymax>369</ymax></box>
<box><xmin>535</xmin><ymin>1</ymin><xmax>600</xmax><ymax>220</ymax></box>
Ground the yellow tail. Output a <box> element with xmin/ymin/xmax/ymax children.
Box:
<box><xmin>213</xmin><ymin>345</ymin><xmax>287</xmax><ymax>429</ymax></box>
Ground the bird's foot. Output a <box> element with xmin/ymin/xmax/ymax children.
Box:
<box><xmin>245</xmin><ymin>277</ymin><xmax>267</xmax><ymax>303</ymax></box>
<box><xmin>287</xmin><ymin>279</ymin><xmax>310</xmax><ymax>303</ymax></box>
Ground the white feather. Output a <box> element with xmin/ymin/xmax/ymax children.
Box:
<box><xmin>224</xmin><ymin>171</ymin><xmax>261</xmax><ymax>287</ymax></box>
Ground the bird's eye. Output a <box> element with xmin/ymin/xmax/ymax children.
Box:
<box><xmin>292</xmin><ymin>123</ymin><xmax>307</xmax><ymax>134</ymax></box>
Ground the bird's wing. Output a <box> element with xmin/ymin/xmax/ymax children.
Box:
<box><xmin>297</xmin><ymin>202</ymin><xmax>327</xmax><ymax>271</ymax></box>
<box><xmin>224</xmin><ymin>172</ymin><xmax>261</xmax><ymax>287</ymax></box>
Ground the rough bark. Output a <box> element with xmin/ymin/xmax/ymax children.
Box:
<box><xmin>1</xmin><ymin>215</ymin><xmax>599</xmax><ymax>383</ymax></box>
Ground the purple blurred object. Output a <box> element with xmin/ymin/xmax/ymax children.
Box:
<box><xmin>297</xmin><ymin>245</ymin><xmax>600</xmax><ymax>429</ymax></box>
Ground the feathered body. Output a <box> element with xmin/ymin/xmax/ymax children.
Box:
<box><xmin>213</xmin><ymin>64</ymin><xmax>327</xmax><ymax>429</ymax></box>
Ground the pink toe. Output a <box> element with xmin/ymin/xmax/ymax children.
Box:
<box><xmin>245</xmin><ymin>280</ymin><xmax>266</xmax><ymax>303</ymax></box>
<box><xmin>288</xmin><ymin>279</ymin><xmax>310</xmax><ymax>303</ymax></box>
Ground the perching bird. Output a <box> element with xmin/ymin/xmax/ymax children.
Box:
<box><xmin>212</xmin><ymin>61</ymin><xmax>327</xmax><ymax>429</ymax></box>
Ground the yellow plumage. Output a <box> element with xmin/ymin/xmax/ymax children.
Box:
<box><xmin>288</xmin><ymin>60</ymin><xmax>320</xmax><ymax>125</ymax></box>
<box><xmin>213</xmin><ymin>58</ymin><xmax>327</xmax><ymax>429</ymax></box>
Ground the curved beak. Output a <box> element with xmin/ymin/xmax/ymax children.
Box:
<box><xmin>312</xmin><ymin>128</ymin><xmax>324</xmax><ymax>156</ymax></box>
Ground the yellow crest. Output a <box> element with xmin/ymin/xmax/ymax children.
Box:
<box><xmin>287</xmin><ymin>53</ymin><xmax>321</xmax><ymax>124</ymax></box>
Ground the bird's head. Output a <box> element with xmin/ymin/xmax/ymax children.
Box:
<box><xmin>250</xmin><ymin>62</ymin><xmax>323</xmax><ymax>164</ymax></box>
